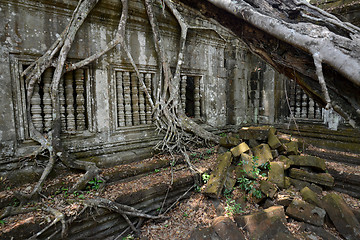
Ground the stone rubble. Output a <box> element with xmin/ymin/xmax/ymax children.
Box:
<box><xmin>190</xmin><ymin>126</ymin><xmax>360</xmax><ymax>240</ymax></box>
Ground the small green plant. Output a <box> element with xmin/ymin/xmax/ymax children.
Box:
<box><xmin>194</xmin><ymin>185</ymin><xmax>201</xmax><ymax>192</ymax></box>
<box><xmin>122</xmin><ymin>234</ymin><xmax>134</xmax><ymax>240</ymax></box>
<box><xmin>219</xmin><ymin>133</ymin><xmax>227</xmax><ymax>137</ymax></box>
<box><xmin>0</xmin><ymin>219</ymin><xmax>6</xmax><ymax>226</ymax></box>
<box><xmin>224</xmin><ymin>196</ymin><xmax>243</xmax><ymax>216</ymax></box>
<box><xmin>183</xmin><ymin>212</ymin><xmax>189</xmax><ymax>217</ymax></box>
<box><xmin>154</xmin><ymin>169</ymin><xmax>160</xmax><ymax>173</ymax></box>
<box><xmin>202</xmin><ymin>173</ymin><xmax>210</xmax><ymax>183</ymax></box>
<box><xmin>86</xmin><ymin>177</ymin><xmax>103</xmax><ymax>191</ymax></box>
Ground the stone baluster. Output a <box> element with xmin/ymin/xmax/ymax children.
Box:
<box><xmin>59</xmin><ymin>77</ymin><xmax>67</xmax><ymax>129</ymax></box>
<box><xmin>123</xmin><ymin>71</ymin><xmax>132</xmax><ymax>126</ymax></box>
<box><xmin>181</xmin><ymin>75</ymin><xmax>187</xmax><ymax>112</ymax></box>
<box><xmin>131</xmin><ymin>73</ymin><xmax>140</xmax><ymax>125</ymax></box>
<box><xmin>308</xmin><ymin>98</ymin><xmax>315</xmax><ymax>119</ymax></box>
<box><xmin>301</xmin><ymin>91</ymin><xmax>308</xmax><ymax>118</ymax></box>
<box><xmin>295</xmin><ymin>85</ymin><xmax>302</xmax><ymax>118</ymax></box>
<box><xmin>315</xmin><ymin>103</ymin><xmax>322</xmax><ymax>119</ymax></box>
<box><xmin>43</xmin><ymin>68</ymin><xmax>53</xmax><ymax>132</ymax></box>
<box><xmin>145</xmin><ymin>73</ymin><xmax>152</xmax><ymax>124</ymax></box>
<box><xmin>65</xmin><ymin>72</ymin><xmax>76</xmax><ymax>131</ymax></box>
<box><xmin>75</xmin><ymin>69</ymin><xmax>86</xmax><ymax>131</ymax></box>
<box><xmin>289</xmin><ymin>80</ymin><xmax>296</xmax><ymax>116</ymax></box>
<box><xmin>30</xmin><ymin>82</ymin><xmax>43</xmax><ymax>132</ymax></box>
<box><xmin>194</xmin><ymin>76</ymin><xmax>201</xmax><ymax>119</ymax></box>
<box><xmin>116</xmin><ymin>71</ymin><xmax>125</xmax><ymax>127</ymax></box>
<box><xmin>138</xmin><ymin>73</ymin><xmax>146</xmax><ymax>125</ymax></box>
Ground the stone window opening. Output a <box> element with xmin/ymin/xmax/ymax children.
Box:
<box><xmin>10</xmin><ymin>55</ymin><xmax>93</xmax><ymax>141</ymax></box>
<box><xmin>180</xmin><ymin>75</ymin><xmax>202</xmax><ymax>119</ymax></box>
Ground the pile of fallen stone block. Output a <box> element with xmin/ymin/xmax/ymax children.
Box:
<box><xmin>192</xmin><ymin>126</ymin><xmax>360</xmax><ymax>240</ymax></box>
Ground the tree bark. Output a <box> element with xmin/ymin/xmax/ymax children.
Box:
<box><xmin>177</xmin><ymin>0</ymin><xmax>360</xmax><ymax>128</ymax></box>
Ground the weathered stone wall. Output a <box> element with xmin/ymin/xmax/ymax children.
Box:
<box><xmin>0</xmin><ymin>0</ymin><xmax>291</xmax><ymax>177</ymax></box>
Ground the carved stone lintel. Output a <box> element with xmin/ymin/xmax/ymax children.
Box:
<box><xmin>123</xmin><ymin>71</ymin><xmax>132</xmax><ymax>126</ymax></box>
<box><xmin>75</xmin><ymin>69</ymin><xmax>86</xmax><ymax>131</ymax></box>
<box><xmin>116</xmin><ymin>71</ymin><xmax>125</xmax><ymax>127</ymax></box>
<box><xmin>131</xmin><ymin>73</ymin><xmax>140</xmax><ymax>125</ymax></box>
<box><xmin>43</xmin><ymin>68</ymin><xmax>53</xmax><ymax>132</ymax></box>
<box><xmin>145</xmin><ymin>73</ymin><xmax>152</xmax><ymax>124</ymax></box>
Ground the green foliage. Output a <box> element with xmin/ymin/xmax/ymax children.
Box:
<box><xmin>154</xmin><ymin>169</ymin><xmax>160</xmax><ymax>173</ymax></box>
<box><xmin>202</xmin><ymin>173</ymin><xmax>210</xmax><ymax>183</ymax></box>
<box><xmin>219</xmin><ymin>133</ymin><xmax>227</xmax><ymax>137</ymax></box>
<box><xmin>237</xmin><ymin>156</ymin><xmax>267</xmax><ymax>199</ymax></box>
<box><xmin>0</xmin><ymin>219</ymin><xmax>6</xmax><ymax>226</ymax></box>
<box><xmin>86</xmin><ymin>177</ymin><xmax>103</xmax><ymax>191</ymax></box>
<box><xmin>183</xmin><ymin>212</ymin><xmax>189</xmax><ymax>217</ymax></box>
<box><xmin>224</xmin><ymin>195</ymin><xmax>243</xmax><ymax>216</ymax></box>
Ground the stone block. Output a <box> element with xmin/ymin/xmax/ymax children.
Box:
<box><xmin>289</xmin><ymin>168</ymin><xmax>334</xmax><ymax>187</ymax></box>
<box><xmin>230</xmin><ymin>142</ymin><xmax>250</xmax><ymax>157</ymax></box>
<box><xmin>288</xmin><ymin>155</ymin><xmax>326</xmax><ymax>171</ymax></box>
<box><xmin>284</xmin><ymin>141</ymin><xmax>299</xmax><ymax>155</ymax></box>
<box><xmin>290</xmin><ymin>178</ymin><xmax>311</xmax><ymax>190</ymax></box>
<box><xmin>219</xmin><ymin>136</ymin><xmax>240</xmax><ymax>148</ymax></box>
<box><xmin>253</xmin><ymin>143</ymin><xmax>273</xmax><ymax>166</ymax></box>
<box><xmin>276</xmin><ymin>193</ymin><xmax>293</xmax><ymax>207</ymax></box>
<box><xmin>235</xmin><ymin>153</ymin><xmax>257</xmax><ymax>180</ymax></box>
<box><xmin>248</xmin><ymin>139</ymin><xmax>260</xmax><ymax>148</ymax></box>
<box><xmin>238</xmin><ymin>126</ymin><xmax>274</xmax><ymax>141</ymax></box>
<box><xmin>271</xmin><ymin>149</ymin><xmax>279</xmax><ymax>158</ymax></box>
<box><xmin>284</xmin><ymin>176</ymin><xmax>291</xmax><ymax>188</ymax></box>
<box><xmin>300</xmin><ymin>187</ymin><xmax>321</xmax><ymax>207</ymax></box>
<box><xmin>204</xmin><ymin>152</ymin><xmax>233</xmax><ymax>198</ymax></box>
<box><xmin>212</xmin><ymin>216</ymin><xmax>246</xmax><ymax>240</ymax></box>
<box><xmin>299</xmin><ymin>223</ymin><xmax>339</xmax><ymax>240</ymax></box>
<box><xmin>235</xmin><ymin>206</ymin><xmax>295</xmax><ymax>240</ymax></box>
<box><xmin>268</xmin><ymin>161</ymin><xmax>285</xmax><ymax>189</ymax></box>
<box><xmin>309</xmin><ymin>183</ymin><xmax>323</xmax><ymax>194</ymax></box>
<box><xmin>286</xmin><ymin>199</ymin><xmax>326</xmax><ymax>226</ymax></box>
<box><xmin>322</xmin><ymin>193</ymin><xmax>360</xmax><ymax>240</ymax></box>
<box><xmin>268</xmin><ymin>131</ymin><xmax>282</xmax><ymax>149</ymax></box>
<box><xmin>278</xmin><ymin>155</ymin><xmax>293</xmax><ymax>170</ymax></box>
<box><xmin>260</xmin><ymin>180</ymin><xmax>277</xmax><ymax>198</ymax></box>
<box><xmin>224</xmin><ymin>166</ymin><xmax>236</xmax><ymax>192</ymax></box>
<box><xmin>187</xmin><ymin>226</ymin><xmax>220</xmax><ymax>240</ymax></box>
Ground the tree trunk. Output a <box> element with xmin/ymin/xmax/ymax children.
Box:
<box><xmin>177</xmin><ymin>0</ymin><xmax>360</xmax><ymax>128</ymax></box>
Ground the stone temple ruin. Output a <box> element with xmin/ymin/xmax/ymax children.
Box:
<box><xmin>0</xmin><ymin>0</ymin><xmax>360</xmax><ymax>239</ymax></box>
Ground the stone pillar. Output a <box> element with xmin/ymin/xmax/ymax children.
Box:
<box><xmin>181</xmin><ymin>75</ymin><xmax>187</xmax><ymax>112</ymax></box>
<box><xmin>315</xmin><ymin>103</ymin><xmax>322</xmax><ymax>119</ymax></box>
<box><xmin>145</xmin><ymin>73</ymin><xmax>152</xmax><ymax>124</ymax></box>
<box><xmin>30</xmin><ymin>82</ymin><xmax>43</xmax><ymax>132</ymax></box>
<box><xmin>65</xmin><ymin>72</ymin><xmax>76</xmax><ymax>131</ymax></box>
<box><xmin>123</xmin><ymin>72</ymin><xmax>132</xmax><ymax>126</ymax></box>
<box><xmin>43</xmin><ymin>68</ymin><xmax>53</xmax><ymax>132</ymax></box>
<box><xmin>138</xmin><ymin>73</ymin><xmax>146</xmax><ymax>125</ymax></box>
<box><xmin>75</xmin><ymin>69</ymin><xmax>86</xmax><ymax>130</ymax></box>
<box><xmin>116</xmin><ymin>71</ymin><xmax>125</xmax><ymax>127</ymax></box>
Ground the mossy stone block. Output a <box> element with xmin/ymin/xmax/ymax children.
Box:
<box><xmin>235</xmin><ymin>153</ymin><xmax>257</xmax><ymax>180</ymax></box>
<box><xmin>204</xmin><ymin>152</ymin><xmax>233</xmax><ymax>198</ymax></box>
<box><xmin>268</xmin><ymin>162</ymin><xmax>285</xmax><ymax>189</ymax></box>
<box><xmin>300</xmin><ymin>186</ymin><xmax>321</xmax><ymax>207</ymax></box>
<box><xmin>288</xmin><ymin>155</ymin><xmax>326</xmax><ymax>171</ymax></box>
<box><xmin>230</xmin><ymin>142</ymin><xmax>250</xmax><ymax>157</ymax></box>
<box><xmin>268</xmin><ymin>131</ymin><xmax>282</xmax><ymax>149</ymax></box>
<box><xmin>219</xmin><ymin>136</ymin><xmax>240</xmax><ymax>148</ymax></box>
<box><xmin>260</xmin><ymin>180</ymin><xmax>277</xmax><ymax>198</ymax></box>
<box><xmin>322</xmin><ymin>193</ymin><xmax>360</xmax><ymax>240</ymax></box>
<box><xmin>284</xmin><ymin>142</ymin><xmax>299</xmax><ymax>155</ymax></box>
<box><xmin>253</xmin><ymin>143</ymin><xmax>273</xmax><ymax>166</ymax></box>
<box><xmin>289</xmin><ymin>168</ymin><xmax>334</xmax><ymax>187</ymax></box>
<box><xmin>278</xmin><ymin>155</ymin><xmax>293</xmax><ymax>170</ymax></box>
<box><xmin>286</xmin><ymin>199</ymin><xmax>326</xmax><ymax>227</ymax></box>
